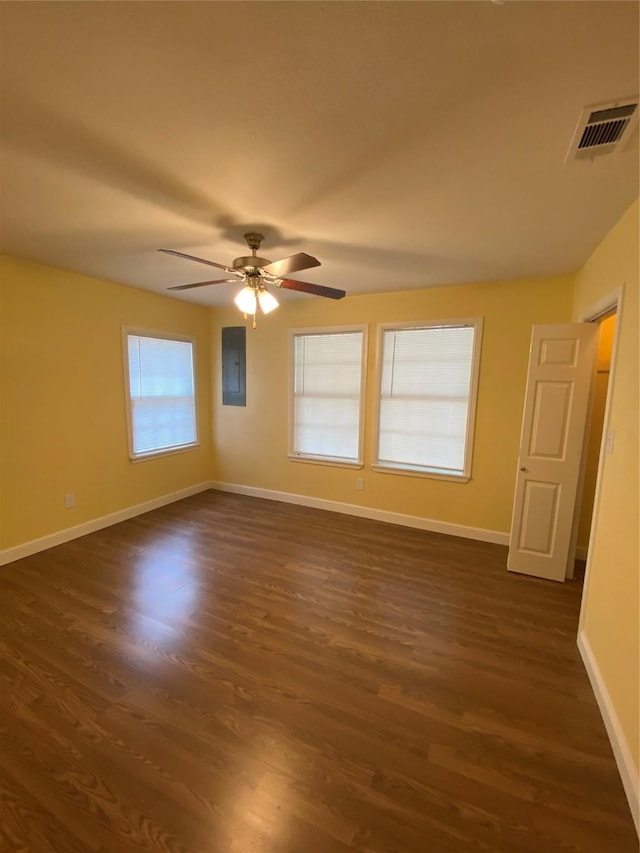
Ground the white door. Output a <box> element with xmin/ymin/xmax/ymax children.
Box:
<box><xmin>508</xmin><ymin>323</ymin><xmax>598</xmax><ymax>582</ymax></box>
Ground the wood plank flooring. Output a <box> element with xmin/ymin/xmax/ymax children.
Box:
<box><xmin>1</xmin><ymin>490</ymin><xmax>636</xmax><ymax>852</ymax></box>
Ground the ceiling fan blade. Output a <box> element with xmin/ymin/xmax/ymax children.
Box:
<box><xmin>278</xmin><ymin>278</ymin><xmax>346</xmax><ymax>300</ymax></box>
<box><xmin>168</xmin><ymin>278</ymin><xmax>237</xmax><ymax>291</ymax></box>
<box><xmin>158</xmin><ymin>248</ymin><xmax>231</xmax><ymax>272</ymax></box>
<box><xmin>262</xmin><ymin>252</ymin><xmax>320</xmax><ymax>277</ymax></box>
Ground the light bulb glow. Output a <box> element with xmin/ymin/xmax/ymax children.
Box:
<box><xmin>234</xmin><ymin>286</ymin><xmax>257</xmax><ymax>314</ymax></box>
<box><xmin>258</xmin><ymin>289</ymin><xmax>279</xmax><ymax>314</ymax></box>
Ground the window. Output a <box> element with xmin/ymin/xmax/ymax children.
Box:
<box><xmin>124</xmin><ymin>330</ymin><xmax>198</xmax><ymax>459</ymax></box>
<box><xmin>374</xmin><ymin>319</ymin><xmax>482</xmax><ymax>480</ymax></box>
<box><xmin>289</xmin><ymin>326</ymin><xmax>367</xmax><ymax>466</ymax></box>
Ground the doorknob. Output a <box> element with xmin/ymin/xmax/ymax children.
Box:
<box><xmin>520</xmin><ymin>466</ymin><xmax>528</xmax><ymax>472</ymax></box>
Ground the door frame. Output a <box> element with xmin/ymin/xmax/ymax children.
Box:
<box><xmin>577</xmin><ymin>285</ymin><xmax>624</xmax><ymax>631</ymax></box>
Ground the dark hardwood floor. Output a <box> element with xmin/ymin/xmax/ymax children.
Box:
<box><xmin>1</xmin><ymin>490</ymin><xmax>636</xmax><ymax>852</ymax></box>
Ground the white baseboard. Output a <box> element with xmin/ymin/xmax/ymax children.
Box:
<box><xmin>0</xmin><ymin>479</ymin><xmax>508</xmax><ymax>565</ymax></box>
<box><xmin>210</xmin><ymin>480</ymin><xmax>509</xmax><ymax>546</ymax></box>
<box><xmin>578</xmin><ymin>631</ymin><xmax>639</xmax><ymax>834</ymax></box>
<box><xmin>0</xmin><ymin>482</ymin><xmax>213</xmax><ymax>566</ymax></box>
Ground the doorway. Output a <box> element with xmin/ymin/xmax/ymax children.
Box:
<box><xmin>573</xmin><ymin>285</ymin><xmax>624</xmax><ymax>593</ymax></box>
<box><xmin>574</xmin><ymin>312</ymin><xmax>617</xmax><ymax>575</ymax></box>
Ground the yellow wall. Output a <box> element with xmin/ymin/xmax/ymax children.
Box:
<box><xmin>0</xmin><ymin>255</ymin><xmax>213</xmax><ymax>550</ymax></box>
<box><xmin>211</xmin><ymin>275</ymin><xmax>573</xmax><ymax>534</ymax></box>
<box><xmin>576</xmin><ymin>314</ymin><xmax>615</xmax><ymax>549</ymax></box>
<box><xmin>573</xmin><ymin>198</ymin><xmax>639</xmax><ymax>782</ymax></box>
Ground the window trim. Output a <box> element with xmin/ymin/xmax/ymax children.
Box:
<box><xmin>122</xmin><ymin>326</ymin><xmax>199</xmax><ymax>462</ymax></box>
<box><xmin>371</xmin><ymin>317</ymin><xmax>483</xmax><ymax>482</ymax></box>
<box><xmin>288</xmin><ymin>324</ymin><xmax>368</xmax><ymax>469</ymax></box>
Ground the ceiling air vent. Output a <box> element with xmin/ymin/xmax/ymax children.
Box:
<box><xmin>565</xmin><ymin>98</ymin><xmax>639</xmax><ymax>163</ymax></box>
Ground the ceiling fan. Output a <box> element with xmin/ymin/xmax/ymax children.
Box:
<box><xmin>159</xmin><ymin>232</ymin><xmax>345</xmax><ymax>325</ymax></box>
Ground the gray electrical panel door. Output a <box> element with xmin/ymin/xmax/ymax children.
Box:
<box><xmin>222</xmin><ymin>326</ymin><xmax>246</xmax><ymax>406</ymax></box>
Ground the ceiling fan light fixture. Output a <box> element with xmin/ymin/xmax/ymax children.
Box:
<box><xmin>234</xmin><ymin>285</ymin><xmax>257</xmax><ymax>315</ymax></box>
<box><xmin>258</xmin><ymin>289</ymin><xmax>279</xmax><ymax>314</ymax></box>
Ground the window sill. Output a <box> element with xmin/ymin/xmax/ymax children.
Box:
<box><xmin>288</xmin><ymin>454</ymin><xmax>364</xmax><ymax>470</ymax></box>
<box><xmin>372</xmin><ymin>463</ymin><xmax>470</xmax><ymax>483</ymax></box>
<box><xmin>129</xmin><ymin>442</ymin><xmax>200</xmax><ymax>463</ymax></box>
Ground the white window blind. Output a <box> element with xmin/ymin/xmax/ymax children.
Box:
<box><xmin>126</xmin><ymin>333</ymin><xmax>197</xmax><ymax>458</ymax></box>
<box><xmin>376</xmin><ymin>323</ymin><xmax>479</xmax><ymax>477</ymax></box>
<box><xmin>291</xmin><ymin>329</ymin><xmax>365</xmax><ymax>464</ymax></box>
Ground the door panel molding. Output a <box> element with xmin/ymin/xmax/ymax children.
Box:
<box><xmin>518</xmin><ymin>480</ymin><xmax>560</xmax><ymax>555</ymax></box>
<box><xmin>528</xmin><ymin>381</ymin><xmax>573</xmax><ymax>459</ymax></box>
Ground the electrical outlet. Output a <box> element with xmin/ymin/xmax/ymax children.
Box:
<box><xmin>64</xmin><ymin>493</ymin><xmax>75</xmax><ymax>508</ymax></box>
<box><xmin>356</xmin><ymin>478</ymin><xmax>364</xmax><ymax>491</ymax></box>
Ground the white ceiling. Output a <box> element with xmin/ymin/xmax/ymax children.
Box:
<box><xmin>1</xmin><ymin>1</ymin><xmax>638</xmax><ymax>306</ymax></box>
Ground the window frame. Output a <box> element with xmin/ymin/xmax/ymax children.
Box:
<box><xmin>122</xmin><ymin>326</ymin><xmax>199</xmax><ymax>462</ymax></box>
<box><xmin>372</xmin><ymin>317</ymin><xmax>483</xmax><ymax>482</ymax></box>
<box><xmin>288</xmin><ymin>324</ymin><xmax>368</xmax><ymax>469</ymax></box>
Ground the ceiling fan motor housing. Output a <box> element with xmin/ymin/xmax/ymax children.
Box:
<box><xmin>232</xmin><ymin>255</ymin><xmax>271</xmax><ymax>272</ymax></box>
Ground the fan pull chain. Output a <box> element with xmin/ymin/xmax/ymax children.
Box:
<box><xmin>241</xmin><ymin>310</ymin><xmax>257</xmax><ymax>329</ymax></box>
